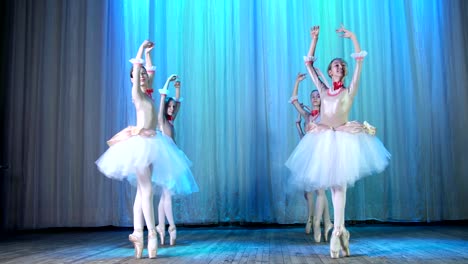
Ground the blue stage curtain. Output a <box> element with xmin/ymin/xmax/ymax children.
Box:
<box><xmin>1</xmin><ymin>0</ymin><xmax>467</xmax><ymax>229</ymax></box>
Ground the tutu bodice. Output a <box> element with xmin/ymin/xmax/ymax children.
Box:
<box><xmin>319</xmin><ymin>88</ymin><xmax>354</xmax><ymax>128</ymax></box>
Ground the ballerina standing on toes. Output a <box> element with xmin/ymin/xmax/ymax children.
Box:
<box><xmin>96</xmin><ymin>40</ymin><xmax>159</xmax><ymax>259</ymax></box>
<box><xmin>290</xmin><ymin>73</ymin><xmax>333</xmax><ymax>243</ymax></box>
<box><xmin>155</xmin><ymin>77</ymin><xmax>199</xmax><ymax>246</ymax></box>
<box><xmin>286</xmin><ymin>25</ymin><xmax>390</xmax><ymax>258</ymax></box>
<box><xmin>96</xmin><ymin>40</ymin><xmax>195</xmax><ymax>259</ymax></box>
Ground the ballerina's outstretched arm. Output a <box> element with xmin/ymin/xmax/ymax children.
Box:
<box><xmin>171</xmin><ymin>80</ymin><xmax>182</xmax><ymax>121</ymax></box>
<box><xmin>304</xmin><ymin>26</ymin><xmax>330</xmax><ymax>93</ymax></box>
<box><xmin>145</xmin><ymin>41</ymin><xmax>156</xmax><ymax>89</ymax></box>
<box><xmin>296</xmin><ymin>112</ymin><xmax>305</xmax><ymax>139</ymax></box>
<box><xmin>131</xmin><ymin>40</ymin><xmax>154</xmax><ymax>106</ymax></box>
<box><xmin>158</xmin><ymin>74</ymin><xmax>178</xmax><ymax>130</ymax></box>
<box><xmin>289</xmin><ymin>73</ymin><xmax>310</xmax><ymax>120</ymax></box>
<box><xmin>336</xmin><ymin>25</ymin><xmax>367</xmax><ymax>97</ymax></box>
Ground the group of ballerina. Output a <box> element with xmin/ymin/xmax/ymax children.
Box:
<box><xmin>95</xmin><ymin>24</ymin><xmax>390</xmax><ymax>260</ymax></box>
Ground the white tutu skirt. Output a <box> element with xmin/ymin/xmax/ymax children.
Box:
<box><xmin>96</xmin><ymin>130</ymin><xmax>199</xmax><ymax>195</ymax></box>
<box><xmin>285</xmin><ymin>123</ymin><xmax>390</xmax><ymax>191</ymax></box>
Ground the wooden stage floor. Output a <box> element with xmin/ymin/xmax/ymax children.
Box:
<box><xmin>0</xmin><ymin>224</ymin><xmax>467</xmax><ymax>263</ymax></box>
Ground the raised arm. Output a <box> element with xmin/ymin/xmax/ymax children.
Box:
<box><xmin>131</xmin><ymin>42</ymin><xmax>147</xmax><ymax>106</ymax></box>
<box><xmin>305</xmin><ymin>26</ymin><xmax>328</xmax><ymax>92</ymax></box>
<box><xmin>171</xmin><ymin>80</ymin><xmax>182</xmax><ymax>120</ymax></box>
<box><xmin>290</xmin><ymin>73</ymin><xmax>310</xmax><ymax>120</ymax></box>
<box><xmin>158</xmin><ymin>74</ymin><xmax>178</xmax><ymax>129</ymax></box>
<box><xmin>145</xmin><ymin>42</ymin><xmax>156</xmax><ymax>88</ymax></box>
<box><xmin>336</xmin><ymin>25</ymin><xmax>366</xmax><ymax>97</ymax></box>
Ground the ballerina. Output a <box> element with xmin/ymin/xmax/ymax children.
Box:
<box><xmin>155</xmin><ymin>77</ymin><xmax>199</xmax><ymax>246</ymax></box>
<box><xmin>290</xmin><ymin>73</ymin><xmax>333</xmax><ymax>243</ymax></box>
<box><xmin>286</xmin><ymin>25</ymin><xmax>390</xmax><ymax>258</ymax></box>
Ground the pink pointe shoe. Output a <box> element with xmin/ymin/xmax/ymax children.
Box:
<box><xmin>330</xmin><ymin>228</ymin><xmax>350</xmax><ymax>258</ymax></box>
<box><xmin>305</xmin><ymin>216</ymin><xmax>313</xmax><ymax>234</ymax></box>
<box><xmin>128</xmin><ymin>230</ymin><xmax>144</xmax><ymax>259</ymax></box>
<box><xmin>169</xmin><ymin>225</ymin><xmax>177</xmax><ymax>246</ymax></box>
<box><xmin>324</xmin><ymin>222</ymin><xmax>334</xmax><ymax>242</ymax></box>
<box><xmin>339</xmin><ymin>228</ymin><xmax>350</xmax><ymax>257</ymax></box>
<box><xmin>313</xmin><ymin>217</ymin><xmax>321</xmax><ymax>243</ymax></box>
<box><xmin>148</xmin><ymin>229</ymin><xmax>158</xmax><ymax>259</ymax></box>
<box><xmin>156</xmin><ymin>225</ymin><xmax>165</xmax><ymax>245</ymax></box>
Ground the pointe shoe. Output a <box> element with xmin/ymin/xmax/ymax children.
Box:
<box><xmin>156</xmin><ymin>225</ymin><xmax>165</xmax><ymax>245</ymax></box>
<box><xmin>329</xmin><ymin>228</ymin><xmax>350</xmax><ymax>258</ymax></box>
<box><xmin>339</xmin><ymin>228</ymin><xmax>350</xmax><ymax>257</ymax></box>
<box><xmin>169</xmin><ymin>225</ymin><xmax>177</xmax><ymax>246</ymax></box>
<box><xmin>313</xmin><ymin>217</ymin><xmax>321</xmax><ymax>243</ymax></box>
<box><xmin>305</xmin><ymin>216</ymin><xmax>313</xmax><ymax>234</ymax></box>
<box><xmin>329</xmin><ymin>230</ymin><xmax>341</xmax><ymax>259</ymax></box>
<box><xmin>148</xmin><ymin>229</ymin><xmax>158</xmax><ymax>259</ymax></box>
<box><xmin>128</xmin><ymin>233</ymin><xmax>144</xmax><ymax>259</ymax></box>
<box><xmin>323</xmin><ymin>222</ymin><xmax>334</xmax><ymax>242</ymax></box>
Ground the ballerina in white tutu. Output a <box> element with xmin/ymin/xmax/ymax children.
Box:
<box><xmin>290</xmin><ymin>73</ymin><xmax>333</xmax><ymax>243</ymax></box>
<box><xmin>285</xmin><ymin>25</ymin><xmax>390</xmax><ymax>258</ymax></box>
<box><xmin>96</xmin><ymin>40</ymin><xmax>159</xmax><ymax>259</ymax></box>
<box><xmin>155</xmin><ymin>78</ymin><xmax>199</xmax><ymax>246</ymax></box>
<box><xmin>96</xmin><ymin>40</ymin><xmax>196</xmax><ymax>259</ymax></box>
